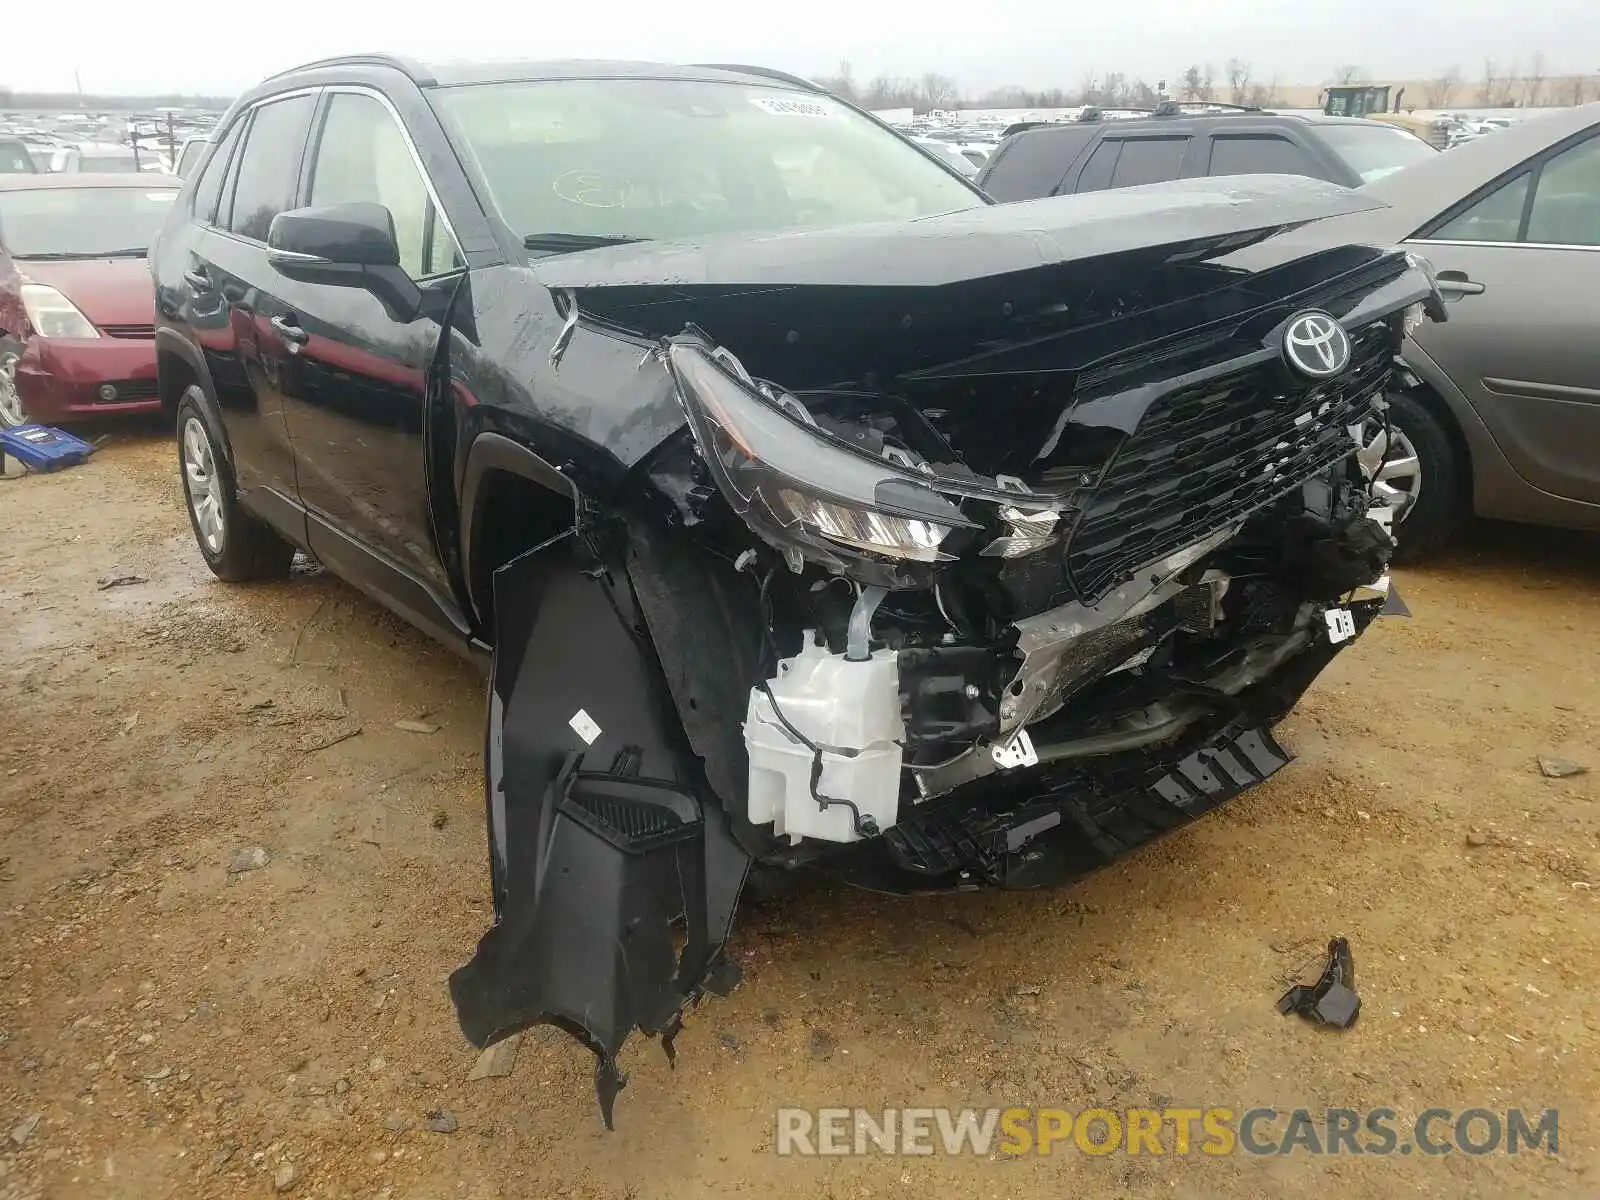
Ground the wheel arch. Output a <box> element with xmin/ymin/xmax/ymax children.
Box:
<box><xmin>459</xmin><ymin>432</ymin><xmax>580</xmax><ymax>629</ymax></box>
<box><xmin>1397</xmin><ymin>344</ymin><xmax>1478</xmax><ymax>514</ymax></box>
<box><xmin>156</xmin><ymin>329</ymin><xmax>218</xmax><ymax>421</ymax></box>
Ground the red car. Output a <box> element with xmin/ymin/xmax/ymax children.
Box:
<box><xmin>0</xmin><ymin>173</ymin><xmax>180</xmax><ymax>429</ymax></box>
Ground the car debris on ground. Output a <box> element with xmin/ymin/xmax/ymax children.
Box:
<box><xmin>1278</xmin><ymin>937</ymin><xmax>1362</xmax><ymax>1029</ymax></box>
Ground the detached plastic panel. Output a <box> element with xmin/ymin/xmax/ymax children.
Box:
<box><xmin>0</xmin><ymin>424</ymin><xmax>95</xmax><ymax>472</ymax></box>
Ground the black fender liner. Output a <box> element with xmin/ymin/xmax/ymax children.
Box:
<box><xmin>447</xmin><ymin>527</ymin><xmax>750</xmax><ymax>1129</ymax></box>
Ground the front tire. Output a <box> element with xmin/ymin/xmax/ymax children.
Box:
<box><xmin>1369</xmin><ymin>390</ymin><xmax>1466</xmax><ymax>562</ymax></box>
<box><xmin>177</xmin><ymin>386</ymin><xmax>294</xmax><ymax>582</ymax></box>
<box><xmin>0</xmin><ymin>337</ymin><xmax>29</xmax><ymax>429</ymax></box>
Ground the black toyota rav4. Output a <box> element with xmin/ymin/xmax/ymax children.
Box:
<box><xmin>152</xmin><ymin>55</ymin><xmax>1442</xmax><ymax>1125</ymax></box>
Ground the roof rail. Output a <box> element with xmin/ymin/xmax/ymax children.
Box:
<box><xmin>691</xmin><ymin>63</ymin><xmax>822</xmax><ymax>92</ymax></box>
<box><xmin>262</xmin><ymin>54</ymin><xmax>435</xmax><ymax>86</ymax></box>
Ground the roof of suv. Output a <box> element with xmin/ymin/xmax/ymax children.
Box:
<box><xmin>255</xmin><ymin>54</ymin><xmax>820</xmax><ymax>93</ymax></box>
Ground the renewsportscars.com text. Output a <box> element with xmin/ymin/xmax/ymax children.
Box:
<box><xmin>775</xmin><ymin>1106</ymin><xmax>1559</xmax><ymax>1157</ymax></box>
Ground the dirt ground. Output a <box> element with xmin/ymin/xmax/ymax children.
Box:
<box><xmin>2</xmin><ymin>431</ymin><xmax>1597</xmax><ymax>1199</ymax></box>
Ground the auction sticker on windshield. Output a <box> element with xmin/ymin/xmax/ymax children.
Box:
<box><xmin>749</xmin><ymin>95</ymin><xmax>842</xmax><ymax>118</ymax></box>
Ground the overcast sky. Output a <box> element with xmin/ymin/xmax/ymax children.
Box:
<box><xmin>6</xmin><ymin>0</ymin><xmax>1597</xmax><ymax>96</ymax></box>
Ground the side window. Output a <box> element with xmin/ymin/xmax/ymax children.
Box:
<box><xmin>1427</xmin><ymin>132</ymin><xmax>1600</xmax><ymax>246</ymax></box>
<box><xmin>1107</xmin><ymin>138</ymin><xmax>1188</xmax><ymax>188</ymax></box>
<box><xmin>1207</xmin><ymin>135</ymin><xmax>1317</xmax><ymax>179</ymax></box>
<box><xmin>1524</xmin><ymin>135</ymin><xmax>1600</xmax><ymax>246</ymax></box>
<box><xmin>227</xmin><ymin>94</ymin><xmax>317</xmax><ymax>242</ymax></box>
<box><xmin>1429</xmin><ymin>173</ymin><xmax>1531</xmax><ymax>243</ymax></box>
<box><xmin>308</xmin><ymin>92</ymin><xmax>460</xmax><ymax>278</ymax></box>
<box><xmin>979</xmin><ymin>131</ymin><xmax>1085</xmax><ymax>201</ymax></box>
<box><xmin>1077</xmin><ymin>140</ymin><xmax>1120</xmax><ymax>191</ymax></box>
<box><xmin>191</xmin><ymin>120</ymin><xmax>244</xmax><ymax>225</ymax></box>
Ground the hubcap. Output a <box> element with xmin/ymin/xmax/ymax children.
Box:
<box><xmin>182</xmin><ymin>417</ymin><xmax>226</xmax><ymax>555</ymax></box>
<box><xmin>0</xmin><ymin>350</ymin><xmax>25</xmax><ymax>428</ymax></box>
<box><xmin>1358</xmin><ymin>421</ymin><xmax>1422</xmax><ymax>523</ymax></box>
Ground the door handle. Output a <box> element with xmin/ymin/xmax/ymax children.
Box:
<box><xmin>1435</xmin><ymin>270</ymin><xmax>1485</xmax><ymax>296</ymax></box>
<box><xmin>183</xmin><ymin>268</ymin><xmax>212</xmax><ymax>291</ymax></box>
<box><xmin>270</xmin><ymin>315</ymin><xmax>310</xmax><ymax>346</ymax></box>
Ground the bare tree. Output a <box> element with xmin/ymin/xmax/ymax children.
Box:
<box><xmin>1493</xmin><ymin>59</ymin><xmax>1521</xmax><ymax>107</ymax></box>
<box><xmin>1478</xmin><ymin>59</ymin><xmax>1497</xmax><ymax>106</ymax></box>
<box><xmin>1200</xmin><ymin>63</ymin><xmax>1216</xmax><ymax>101</ymax></box>
<box><xmin>1522</xmin><ymin>52</ymin><xmax>1547</xmax><ymax>107</ymax></box>
<box><xmin>1180</xmin><ymin>64</ymin><xmax>1204</xmax><ymax>100</ymax></box>
<box><xmin>1246</xmin><ymin>77</ymin><xmax>1283</xmax><ymax>108</ymax></box>
<box><xmin>1226</xmin><ymin>58</ymin><xmax>1252</xmax><ymax>104</ymax></box>
<box><xmin>813</xmin><ymin>60</ymin><xmax>858</xmax><ymax>101</ymax></box>
<box><xmin>1560</xmin><ymin>74</ymin><xmax>1588</xmax><ymax>105</ymax></box>
<box><xmin>1332</xmin><ymin>64</ymin><xmax>1366</xmax><ymax>84</ymax></box>
<box><xmin>919</xmin><ymin>72</ymin><xmax>962</xmax><ymax>110</ymax></box>
<box><xmin>1424</xmin><ymin>66</ymin><xmax>1461</xmax><ymax>108</ymax></box>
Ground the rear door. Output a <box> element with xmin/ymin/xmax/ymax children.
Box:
<box><xmin>185</xmin><ymin>92</ymin><xmax>318</xmax><ymax>517</ymax></box>
<box><xmin>1405</xmin><ymin>126</ymin><xmax>1600</xmax><ymax>503</ymax></box>
<box><xmin>1070</xmin><ymin>131</ymin><xmax>1195</xmax><ymax>192</ymax></box>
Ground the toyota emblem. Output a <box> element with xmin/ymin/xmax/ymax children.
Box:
<box><xmin>1282</xmin><ymin>310</ymin><xmax>1352</xmax><ymax>379</ymax></box>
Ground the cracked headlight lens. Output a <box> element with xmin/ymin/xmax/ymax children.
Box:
<box><xmin>665</xmin><ymin>341</ymin><xmax>972</xmax><ymax>580</ymax></box>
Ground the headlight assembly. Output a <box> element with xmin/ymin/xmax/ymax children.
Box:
<box><xmin>664</xmin><ymin>341</ymin><xmax>978</xmax><ymax>583</ymax></box>
<box><xmin>20</xmin><ymin>284</ymin><xmax>99</xmax><ymax>339</ymax></box>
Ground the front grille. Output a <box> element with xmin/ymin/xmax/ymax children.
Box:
<box><xmin>99</xmin><ymin>324</ymin><xmax>155</xmax><ymax>339</ymax></box>
<box><xmin>97</xmin><ymin>379</ymin><xmax>159</xmax><ymax>402</ymax></box>
<box><xmin>1066</xmin><ymin>324</ymin><xmax>1392</xmax><ymax>602</ymax></box>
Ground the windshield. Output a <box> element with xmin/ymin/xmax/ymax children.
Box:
<box><xmin>1319</xmin><ymin>123</ymin><xmax>1437</xmax><ymax>183</ymax></box>
<box><xmin>0</xmin><ymin>186</ymin><xmax>177</xmax><ymax>257</ymax></box>
<box><xmin>431</xmin><ymin>79</ymin><xmax>981</xmax><ymax>247</ymax></box>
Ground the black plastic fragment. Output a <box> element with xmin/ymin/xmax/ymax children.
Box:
<box><xmin>1278</xmin><ymin>936</ymin><xmax>1361</xmax><ymax>1029</ymax></box>
<box><xmin>449</xmin><ymin>537</ymin><xmax>751</xmax><ymax>1130</ymax></box>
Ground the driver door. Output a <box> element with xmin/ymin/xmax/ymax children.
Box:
<box><xmin>271</xmin><ymin>88</ymin><xmax>465</xmax><ymax>621</ymax></box>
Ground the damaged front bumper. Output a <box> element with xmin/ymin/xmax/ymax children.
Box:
<box><xmin>450</xmin><ymin>219</ymin><xmax>1439</xmax><ymax>1127</ymax></box>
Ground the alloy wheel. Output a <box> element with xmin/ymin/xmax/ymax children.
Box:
<box><xmin>0</xmin><ymin>350</ymin><xmax>26</xmax><ymax>428</ymax></box>
<box><xmin>1357</xmin><ymin>421</ymin><xmax>1422</xmax><ymax>523</ymax></box>
<box><xmin>182</xmin><ymin>417</ymin><xmax>226</xmax><ymax>555</ymax></box>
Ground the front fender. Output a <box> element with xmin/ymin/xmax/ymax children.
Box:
<box><xmin>448</xmin><ymin>523</ymin><xmax>750</xmax><ymax>1129</ymax></box>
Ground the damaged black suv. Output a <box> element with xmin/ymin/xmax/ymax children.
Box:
<box><xmin>152</xmin><ymin>55</ymin><xmax>1444</xmax><ymax>1125</ymax></box>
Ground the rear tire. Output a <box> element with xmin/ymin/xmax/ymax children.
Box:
<box><xmin>1384</xmin><ymin>390</ymin><xmax>1466</xmax><ymax>563</ymax></box>
<box><xmin>176</xmin><ymin>386</ymin><xmax>294</xmax><ymax>582</ymax></box>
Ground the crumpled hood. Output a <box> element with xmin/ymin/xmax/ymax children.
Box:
<box><xmin>16</xmin><ymin>257</ymin><xmax>154</xmax><ymax>328</ymax></box>
<box><xmin>530</xmin><ymin>174</ymin><xmax>1388</xmax><ymax>291</ymax></box>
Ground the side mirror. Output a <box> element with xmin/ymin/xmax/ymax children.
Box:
<box><xmin>267</xmin><ymin>202</ymin><xmax>421</xmax><ymax>322</ymax></box>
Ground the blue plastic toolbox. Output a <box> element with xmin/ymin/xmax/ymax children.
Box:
<box><xmin>0</xmin><ymin>424</ymin><xmax>96</xmax><ymax>473</ymax></box>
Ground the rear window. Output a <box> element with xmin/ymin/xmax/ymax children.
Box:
<box><xmin>1207</xmin><ymin>136</ymin><xmax>1318</xmax><ymax>179</ymax></box>
<box><xmin>1107</xmin><ymin>137</ymin><xmax>1189</xmax><ymax>188</ymax></box>
<box><xmin>979</xmin><ymin>128</ymin><xmax>1094</xmax><ymax>201</ymax></box>
<box><xmin>0</xmin><ymin>142</ymin><xmax>35</xmax><ymax>173</ymax></box>
<box><xmin>0</xmin><ymin>186</ymin><xmax>178</xmax><ymax>257</ymax></box>
<box><xmin>1317</xmin><ymin>123</ymin><xmax>1436</xmax><ymax>183</ymax></box>
<box><xmin>76</xmin><ymin>156</ymin><xmax>140</xmax><ymax>173</ymax></box>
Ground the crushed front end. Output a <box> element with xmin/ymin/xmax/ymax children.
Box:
<box><xmin>452</xmin><ymin>193</ymin><xmax>1445</xmax><ymax>1124</ymax></box>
